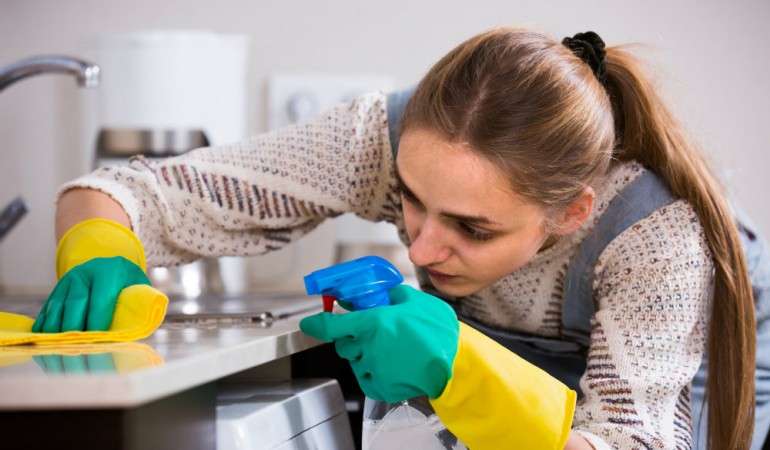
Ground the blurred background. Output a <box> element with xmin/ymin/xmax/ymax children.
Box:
<box><xmin>1</xmin><ymin>0</ymin><xmax>768</xmax><ymax>295</ymax></box>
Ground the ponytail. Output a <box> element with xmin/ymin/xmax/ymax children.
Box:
<box><xmin>605</xmin><ymin>46</ymin><xmax>756</xmax><ymax>450</ymax></box>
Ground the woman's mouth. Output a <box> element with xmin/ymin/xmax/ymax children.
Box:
<box><xmin>424</xmin><ymin>268</ymin><xmax>457</xmax><ymax>283</ymax></box>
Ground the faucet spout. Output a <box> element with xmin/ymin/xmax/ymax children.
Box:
<box><xmin>0</xmin><ymin>55</ymin><xmax>100</xmax><ymax>92</ymax></box>
<box><xmin>0</xmin><ymin>197</ymin><xmax>29</xmax><ymax>244</ymax></box>
<box><xmin>0</xmin><ymin>55</ymin><xmax>99</xmax><ymax>243</ymax></box>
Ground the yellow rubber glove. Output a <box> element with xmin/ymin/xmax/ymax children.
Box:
<box><xmin>33</xmin><ymin>218</ymin><xmax>150</xmax><ymax>332</ymax></box>
<box><xmin>430</xmin><ymin>323</ymin><xmax>577</xmax><ymax>450</ymax></box>
<box><xmin>55</xmin><ymin>218</ymin><xmax>146</xmax><ymax>278</ymax></box>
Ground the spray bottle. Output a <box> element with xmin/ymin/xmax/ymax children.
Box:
<box><xmin>304</xmin><ymin>256</ymin><xmax>466</xmax><ymax>450</ymax></box>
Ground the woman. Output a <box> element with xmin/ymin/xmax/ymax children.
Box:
<box><xmin>36</xmin><ymin>27</ymin><xmax>764</xmax><ymax>449</ymax></box>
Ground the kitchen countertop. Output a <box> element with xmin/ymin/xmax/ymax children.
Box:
<box><xmin>0</xmin><ymin>293</ymin><xmax>325</xmax><ymax>410</ymax></box>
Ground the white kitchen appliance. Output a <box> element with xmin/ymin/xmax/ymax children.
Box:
<box><xmin>86</xmin><ymin>29</ymin><xmax>249</xmax><ymax>148</ymax></box>
<box><xmin>216</xmin><ymin>378</ymin><xmax>356</xmax><ymax>450</ymax></box>
<box><xmin>83</xmin><ymin>29</ymin><xmax>252</xmax><ymax>296</ymax></box>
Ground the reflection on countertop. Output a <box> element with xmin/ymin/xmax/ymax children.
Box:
<box><xmin>0</xmin><ymin>342</ymin><xmax>163</xmax><ymax>374</ymax></box>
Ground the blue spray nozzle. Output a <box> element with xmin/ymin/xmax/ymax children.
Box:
<box><xmin>304</xmin><ymin>255</ymin><xmax>404</xmax><ymax>311</ymax></box>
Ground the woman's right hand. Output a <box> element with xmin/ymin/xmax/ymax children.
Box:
<box><xmin>34</xmin><ymin>215</ymin><xmax>150</xmax><ymax>333</ymax></box>
<box><xmin>33</xmin><ymin>256</ymin><xmax>150</xmax><ymax>332</ymax></box>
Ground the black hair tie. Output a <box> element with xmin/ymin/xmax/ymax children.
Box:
<box><xmin>562</xmin><ymin>31</ymin><xmax>607</xmax><ymax>86</ymax></box>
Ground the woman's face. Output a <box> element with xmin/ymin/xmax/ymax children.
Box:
<box><xmin>397</xmin><ymin>128</ymin><xmax>551</xmax><ymax>297</ymax></box>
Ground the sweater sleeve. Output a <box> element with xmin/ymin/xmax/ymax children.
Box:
<box><xmin>56</xmin><ymin>91</ymin><xmax>402</xmax><ymax>268</ymax></box>
<box><xmin>572</xmin><ymin>200</ymin><xmax>712</xmax><ymax>449</ymax></box>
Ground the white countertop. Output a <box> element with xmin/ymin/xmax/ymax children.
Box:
<box><xmin>0</xmin><ymin>295</ymin><xmax>325</xmax><ymax>410</ymax></box>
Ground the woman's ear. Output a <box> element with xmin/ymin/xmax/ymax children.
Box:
<box><xmin>553</xmin><ymin>187</ymin><xmax>595</xmax><ymax>235</ymax></box>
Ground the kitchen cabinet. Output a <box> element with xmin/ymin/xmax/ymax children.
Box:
<box><xmin>0</xmin><ymin>294</ymin><xmax>329</xmax><ymax>450</ymax></box>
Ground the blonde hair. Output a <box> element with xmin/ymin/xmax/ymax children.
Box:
<box><xmin>402</xmin><ymin>26</ymin><xmax>756</xmax><ymax>450</ymax></box>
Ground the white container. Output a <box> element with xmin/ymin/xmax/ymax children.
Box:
<box><xmin>86</xmin><ymin>30</ymin><xmax>249</xmax><ymax>145</ymax></box>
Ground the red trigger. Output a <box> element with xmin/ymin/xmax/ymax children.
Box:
<box><xmin>322</xmin><ymin>295</ymin><xmax>337</xmax><ymax>313</ymax></box>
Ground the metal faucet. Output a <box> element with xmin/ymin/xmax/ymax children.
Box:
<box><xmin>0</xmin><ymin>55</ymin><xmax>100</xmax><ymax>92</ymax></box>
<box><xmin>0</xmin><ymin>197</ymin><xmax>28</xmax><ymax>243</ymax></box>
<box><xmin>0</xmin><ymin>55</ymin><xmax>100</xmax><ymax>243</ymax></box>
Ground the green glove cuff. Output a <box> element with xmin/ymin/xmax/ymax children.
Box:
<box><xmin>56</xmin><ymin>218</ymin><xmax>146</xmax><ymax>278</ymax></box>
<box><xmin>430</xmin><ymin>323</ymin><xmax>576</xmax><ymax>449</ymax></box>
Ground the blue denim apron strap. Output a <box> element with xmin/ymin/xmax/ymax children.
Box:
<box><xmin>561</xmin><ymin>170</ymin><xmax>678</xmax><ymax>347</ymax></box>
<box><xmin>386</xmin><ymin>86</ymin><xmax>416</xmax><ymax>160</ymax></box>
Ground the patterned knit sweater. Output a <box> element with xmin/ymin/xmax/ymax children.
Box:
<box><xmin>60</xmin><ymin>91</ymin><xmax>712</xmax><ymax>449</ymax></box>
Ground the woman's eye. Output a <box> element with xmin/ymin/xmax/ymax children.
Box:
<box><xmin>401</xmin><ymin>189</ymin><xmax>418</xmax><ymax>204</ymax></box>
<box><xmin>458</xmin><ymin>222</ymin><xmax>494</xmax><ymax>242</ymax></box>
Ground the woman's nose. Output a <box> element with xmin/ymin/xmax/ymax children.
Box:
<box><xmin>408</xmin><ymin>221</ymin><xmax>451</xmax><ymax>267</ymax></box>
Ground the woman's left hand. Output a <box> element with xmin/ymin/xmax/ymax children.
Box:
<box><xmin>299</xmin><ymin>284</ymin><xmax>460</xmax><ymax>403</ymax></box>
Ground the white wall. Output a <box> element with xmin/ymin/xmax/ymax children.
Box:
<box><xmin>1</xmin><ymin>0</ymin><xmax>769</xmax><ymax>293</ymax></box>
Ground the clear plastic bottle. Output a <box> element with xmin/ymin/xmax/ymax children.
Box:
<box><xmin>362</xmin><ymin>396</ymin><xmax>467</xmax><ymax>450</ymax></box>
